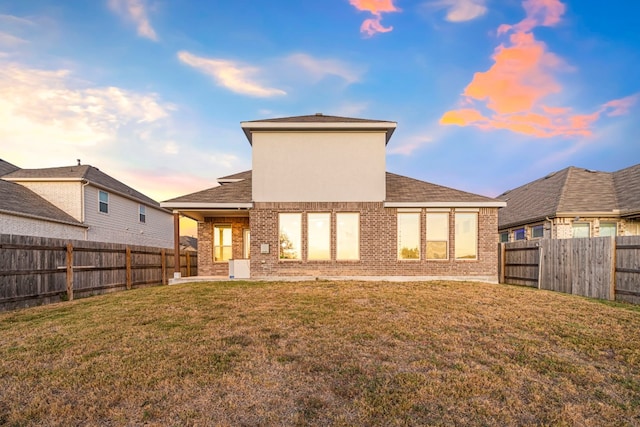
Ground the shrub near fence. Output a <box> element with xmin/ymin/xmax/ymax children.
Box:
<box><xmin>499</xmin><ymin>236</ymin><xmax>640</xmax><ymax>304</ymax></box>
<box><xmin>0</xmin><ymin>234</ymin><xmax>197</xmax><ymax>311</ymax></box>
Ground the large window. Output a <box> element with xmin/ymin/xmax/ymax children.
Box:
<box><xmin>398</xmin><ymin>212</ymin><xmax>420</xmax><ymax>260</ymax></box>
<box><xmin>213</xmin><ymin>225</ymin><xmax>232</xmax><ymax>262</ymax></box>
<box><xmin>337</xmin><ymin>213</ymin><xmax>359</xmax><ymax>260</ymax></box>
<box><xmin>279</xmin><ymin>213</ymin><xmax>302</xmax><ymax>260</ymax></box>
<box><xmin>99</xmin><ymin>190</ymin><xmax>109</xmax><ymax>214</ymax></box>
<box><xmin>455</xmin><ymin>212</ymin><xmax>477</xmax><ymax>260</ymax></box>
<box><xmin>600</xmin><ymin>222</ymin><xmax>617</xmax><ymax>237</ymax></box>
<box><xmin>426</xmin><ymin>212</ymin><xmax>448</xmax><ymax>260</ymax></box>
<box><xmin>308</xmin><ymin>213</ymin><xmax>330</xmax><ymax>260</ymax></box>
<box><xmin>572</xmin><ymin>223</ymin><xmax>590</xmax><ymax>238</ymax></box>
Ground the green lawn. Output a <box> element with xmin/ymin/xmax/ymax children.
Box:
<box><xmin>1</xmin><ymin>280</ymin><xmax>639</xmax><ymax>426</ymax></box>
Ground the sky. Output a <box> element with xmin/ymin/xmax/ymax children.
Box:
<box><xmin>1</xmin><ymin>0</ymin><xmax>639</xmax><ymax>236</ymax></box>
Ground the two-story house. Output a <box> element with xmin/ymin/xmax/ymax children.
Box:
<box><xmin>1</xmin><ymin>160</ymin><xmax>173</xmax><ymax>248</ymax></box>
<box><xmin>162</xmin><ymin>114</ymin><xmax>506</xmax><ymax>282</ymax></box>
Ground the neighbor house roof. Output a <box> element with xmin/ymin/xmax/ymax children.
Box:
<box><xmin>498</xmin><ymin>165</ymin><xmax>640</xmax><ymax>229</ymax></box>
<box><xmin>240</xmin><ymin>113</ymin><xmax>397</xmax><ymax>145</ymax></box>
<box><xmin>3</xmin><ymin>164</ymin><xmax>162</xmax><ymax>209</ymax></box>
<box><xmin>0</xmin><ymin>159</ymin><xmax>20</xmax><ymax>177</ymax></box>
<box><xmin>162</xmin><ymin>170</ymin><xmax>505</xmax><ymax>208</ymax></box>
<box><xmin>0</xmin><ymin>179</ymin><xmax>86</xmax><ymax>227</ymax></box>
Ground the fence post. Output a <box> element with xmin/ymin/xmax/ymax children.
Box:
<box><xmin>161</xmin><ymin>249</ymin><xmax>167</xmax><ymax>285</ymax></box>
<box><xmin>126</xmin><ymin>247</ymin><xmax>132</xmax><ymax>290</ymax></box>
<box><xmin>66</xmin><ymin>243</ymin><xmax>74</xmax><ymax>301</ymax></box>
<box><xmin>537</xmin><ymin>244</ymin><xmax>543</xmax><ymax>290</ymax></box>
<box><xmin>609</xmin><ymin>236</ymin><xmax>616</xmax><ymax>301</ymax></box>
<box><xmin>186</xmin><ymin>251</ymin><xmax>191</xmax><ymax>277</ymax></box>
<box><xmin>499</xmin><ymin>243</ymin><xmax>505</xmax><ymax>284</ymax></box>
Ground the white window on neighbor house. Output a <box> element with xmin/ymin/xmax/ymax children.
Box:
<box><xmin>139</xmin><ymin>205</ymin><xmax>146</xmax><ymax>223</ymax></box>
<box><xmin>426</xmin><ymin>212</ymin><xmax>448</xmax><ymax>260</ymax></box>
<box><xmin>531</xmin><ymin>224</ymin><xmax>544</xmax><ymax>239</ymax></box>
<box><xmin>455</xmin><ymin>212</ymin><xmax>478</xmax><ymax>260</ymax></box>
<box><xmin>307</xmin><ymin>213</ymin><xmax>330</xmax><ymax>261</ymax></box>
<box><xmin>336</xmin><ymin>213</ymin><xmax>359</xmax><ymax>260</ymax></box>
<box><xmin>600</xmin><ymin>222</ymin><xmax>617</xmax><ymax>237</ymax></box>
<box><xmin>243</xmin><ymin>229</ymin><xmax>250</xmax><ymax>259</ymax></box>
<box><xmin>99</xmin><ymin>190</ymin><xmax>109</xmax><ymax>214</ymax></box>
<box><xmin>499</xmin><ymin>232</ymin><xmax>509</xmax><ymax>243</ymax></box>
<box><xmin>572</xmin><ymin>223</ymin><xmax>590</xmax><ymax>238</ymax></box>
<box><xmin>279</xmin><ymin>213</ymin><xmax>302</xmax><ymax>260</ymax></box>
<box><xmin>514</xmin><ymin>228</ymin><xmax>526</xmax><ymax>241</ymax></box>
<box><xmin>214</xmin><ymin>225</ymin><xmax>232</xmax><ymax>262</ymax></box>
<box><xmin>398</xmin><ymin>212</ymin><xmax>420</xmax><ymax>260</ymax></box>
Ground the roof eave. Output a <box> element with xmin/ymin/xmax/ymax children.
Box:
<box><xmin>161</xmin><ymin>202</ymin><xmax>254</xmax><ymax>209</ymax></box>
<box><xmin>240</xmin><ymin>121</ymin><xmax>397</xmax><ymax>145</ymax></box>
<box><xmin>384</xmin><ymin>201</ymin><xmax>506</xmax><ymax>208</ymax></box>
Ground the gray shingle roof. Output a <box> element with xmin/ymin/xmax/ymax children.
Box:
<box><xmin>498</xmin><ymin>165</ymin><xmax>640</xmax><ymax>228</ymax></box>
<box><xmin>0</xmin><ymin>179</ymin><xmax>85</xmax><ymax>226</ymax></box>
<box><xmin>386</xmin><ymin>172</ymin><xmax>499</xmax><ymax>203</ymax></box>
<box><xmin>4</xmin><ymin>165</ymin><xmax>161</xmax><ymax>207</ymax></box>
<box><xmin>164</xmin><ymin>170</ymin><xmax>499</xmax><ymax>205</ymax></box>
<box><xmin>0</xmin><ymin>159</ymin><xmax>20</xmax><ymax>177</ymax></box>
<box><xmin>243</xmin><ymin>113</ymin><xmax>392</xmax><ymax>123</ymax></box>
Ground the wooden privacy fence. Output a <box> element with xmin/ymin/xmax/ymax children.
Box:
<box><xmin>0</xmin><ymin>234</ymin><xmax>197</xmax><ymax>311</ymax></box>
<box><xmin>499</xmin><ymin>236</ymin><xmax>640</xmax><ymax>304</ymax></box>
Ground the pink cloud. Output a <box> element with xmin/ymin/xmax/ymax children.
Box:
<box><xmin>440</xmin><ymin>0</ymin><xmax>637</xmax><ymax>138</ymax></box>
<box><xmin>349</xmin><ymin>0</ymin><xmax>400</xmax><ymax>36</ymax></box>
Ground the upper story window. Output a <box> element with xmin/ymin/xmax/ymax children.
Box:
<box><xmin>455</xmin><ymin>212</ymin><xmax>477</xmax><ymax>260</ymax></box>
<box><xmin>336</xmin><ymin>213</ymin><xmax>359</xmax><ymax>260</ymax></box>
<box><xmin>279</xmin><ymin>213</ymin><xmax>302</xmax><ymax>260</ymax></box>
<box><xmin>398</xmin><ymin>212</ymin><xmax>420</xmax><ymax>260</ymax></box>
<box><xmin>99</xmin><ymin>190</ymin><xmax>109</xmax><ymax>214</ymax></box>
<box><xmin>139</xmin><ymin>205</ymin><xmax>146</xmax><ymax>223</ymax></box>
<box><xmin>426</xmin><ymin>212</ymin><xmax>448</xmax><ymax>260</ymax></box>
<box><xmin>308</xmin><ymin>213</ymin><xmax>330</xmax><ymax>260</ymax></box>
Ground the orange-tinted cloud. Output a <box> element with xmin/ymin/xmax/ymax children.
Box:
<box><xmin>440</xmin><ymin>0</ymin><xmax>638</xmax><ymax>138</ymax></box>
<box><xmin>349</xmin><ymin>0</ymin><xmax>400</xmax><ymax>36</ymax></box>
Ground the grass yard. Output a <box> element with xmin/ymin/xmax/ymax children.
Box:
<box><xmin>1</xmin><ymin>280</ymin><xmax>639</xmax><ymax>426</ymax></box>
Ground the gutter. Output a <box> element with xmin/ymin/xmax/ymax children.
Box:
<box><xmin>384</xmin><ymin>201</ymin><xmax>506</xmax><ymax>208</ymax></box>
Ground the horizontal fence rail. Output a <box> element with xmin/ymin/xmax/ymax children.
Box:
<box><xmin>0</xmin><ymin>234</ymin><xmax>197</xmax><ymax>311</ymax></box>
<box><xmin>499</xmin><ymin>236</ymin><xmax>640</xmax><ymax>304</ymax></box>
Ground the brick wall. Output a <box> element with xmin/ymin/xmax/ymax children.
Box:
<box><xmin>197</xmin><ymin>216</ymin><xmax>249</xmax><ymax>276</ymax></box>
<box><xmin>246</xmin><ymin>202</ymin><xmax>499</xmax><ymax>280</ymax></box>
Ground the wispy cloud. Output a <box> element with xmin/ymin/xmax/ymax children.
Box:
<box><xmin>429</xmin><ymin>0</ymin><xmax>487</xmax><ymax>22</ymax></box>
<box><xmin>108</xmin><ymin>0</ymin><xmax>158</xmax><ymax>41</ymax></box>
<box><xmin>177</xmin><ymin>51</ymin><xmax>286</xmax><ymax>97</ymax></box>
<box><xmin>349</xmin><ymin>0</ymin><xmax>400</xmax><ymax>37</ymax></box>
<box><xmin>440</xmin><ymin>0</ymin><xmax>638</xmax><ymax>138</ymax></box>
<box><xmin>284</xmin><ymin>53</ymin><xmax>364</xmax><ymax>84</ymax></box>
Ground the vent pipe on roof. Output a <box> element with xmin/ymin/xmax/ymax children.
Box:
<box><xmin>77</xmin><ymin>159</ymin><xmax>81</xmax><ymax>166</ymax></box>
<box><xmin>315</xmin><ymin>112</ymin><xmax>323</xmax><ymax>116</ymax></box>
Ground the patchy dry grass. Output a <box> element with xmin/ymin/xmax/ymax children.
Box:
<box><xmin>1</xmin><ymin>280</ymin><xmax>639</xmax><ymax>426</ymax></box>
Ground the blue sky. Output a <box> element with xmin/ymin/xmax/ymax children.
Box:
<box><xmin>1</xmin><ymin>0</ymin><xmax>639</xmax><ymax>208</ymax></box>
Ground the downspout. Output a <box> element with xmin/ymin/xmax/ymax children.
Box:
<box><xmin>545</xmin><ymin>217</ymin><xmax>553</xmax><ymax>239</ymax></box>
<box><xmin>82</xmin><ymin>180</ymin><xmax>90</xmax><ymax>240</ymax></box>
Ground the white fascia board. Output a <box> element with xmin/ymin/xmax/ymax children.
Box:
<box><xmin>160</xmin><ymin>202</ymin><xmax>253</xmax><ymax>209</ymax></box>
<box><xmin>3</xmin><ymin>177</ymin><xmax>83</xmax><ymax>183</ymax></box>
<box><xmin>384</xmin><ymin>201</ymin><xmax>507</xmax><ymax>208</ymax></box>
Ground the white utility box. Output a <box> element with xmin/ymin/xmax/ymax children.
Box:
<box><xmin>229</xmin><ymin>259</ymin><xmax>250</xmax><ymax>279</ymax></box>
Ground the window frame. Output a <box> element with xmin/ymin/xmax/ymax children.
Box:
<box><xmin>279</xmin><ymin>213</ymin><xmax>302</xmax><ymax>261</ymax></box>
<box><xmin>397</xmin><ymin>211</ymin><xmax>421</xmax><ymax>260</ymax></box>
<box><xmin>514</xmin><ymin>228</ymin><xmax>526</xmax><ymax>241</ymax></box>
<box><xmin>425</xmin><ymin>211</ymin><xmax>449</xmax><ymax>260</ymax></box>
<box><xmin>139</xmin><ymin>204</ymin><xmax>146</xmax><ymax>223</ymax></box>
<box><xmin>213</xmin><ymin>224</ymin><xmax>232</xmax><ymax>262</ymax></box>
<box><xmin>531</xmin><ymin>224</ymin><xmax>544</xmax><ymax>239</ymax></box>
<box><xmin>336</xmin><ymin>212</ymin><xmax>360</xmax><ymax>261</ymax></box>
<box><xmin>307</xmin><ymin>212</ymin><xmax>331</xmax><ymax>261</ymax></box>
<box><xmin>98</xmin><ymin>190</ymin><xmax>109</xmax><ymax>214</ymax></box>
<box><xmin>599</xmin><ymin>222</ymin><xmax>617</xmax><ymax>237</ymax></box>
<box><xmin>455</xmin><ymin>211</ymin><xmax>478</xmax><ymax>260</ymax></box>
<box><xmin>572</xmin><ymin>222</ymin><xmax>590</xmax><ymax>238</ymax></box>
<box><xmin>499</xmin><ymin>232</ymin><xmax>509</xmax><ymax>243</ymax></box>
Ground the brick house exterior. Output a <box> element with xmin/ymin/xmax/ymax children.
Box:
<box><xmin>162</xmin><ymin>114</ymin><xmax>506</xmax><ymax>282</ymax></box>
<box><xmin>497</xmin><ymin>165</ymin><xmax>640</xmax><ymax>242</ymax></box>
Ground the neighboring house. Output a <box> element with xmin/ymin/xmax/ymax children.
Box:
<box><xmin>497</xmin><ymin>164</ymin><xmax>640</xmax><ymax>242</ymax></box>
<box><xmin>1</xmin><ymin>161</ymin><xmax>173</xmax><ymax>247</ymax></box>
<box><xmin>0</xmin><ymin>160</ymin><xmax>87</xmax><ymax>240</ymax></box>
<box><xmin>180</xmin><ymin>236</ymin><xmax>198</xmax><ymax>252</ymax></box>
<box><xmin>162</xmin><ymin>114</ymin><xmax>506</xmax><ymax>282</ymax></box>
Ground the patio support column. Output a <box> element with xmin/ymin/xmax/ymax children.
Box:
<box><xmin>173</xmin><ymin>212</ymin><xmax>181</xmax><ymax>279</ymax></box>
